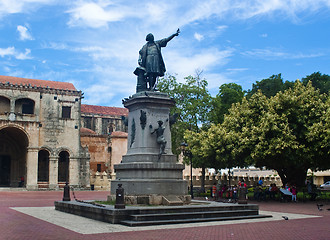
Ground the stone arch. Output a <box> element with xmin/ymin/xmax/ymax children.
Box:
<box><xmin>55</xmin><ymin>147</ymin><xmax>73</xmax><ymax>157</ymax></box>
<box><xmin>0</xmin><ymin>124</ymin><xmax>31</xmax><ymax>145</ymax></box>
<box><xmin>38</xmin><ymin>149</ymin><xmax>50</xmax><ymax>182</ymax></box>
<box><xmin>0</xmin><ymin>126</ymin><xmax>29</xmax><ymax>187</ymax></box>
<box><xmin>15</xmin><ymin>98</ymin><xmax>35</xmax><ymax>115</ymax></box>
<box><xmin>58</xmin><ymin>150</ymin><xmax>70</xmax><ymax>183</ymax></box>
<box><xmin>39</xmin><ymin>146</ymin><xmax>53</xmax><ymax>156</ymax></box>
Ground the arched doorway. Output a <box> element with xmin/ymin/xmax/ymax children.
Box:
<box><xmin>58</xmin><ymin>151</ymin><xmax>69</xmax><ymax>183</ymax></box>
<box><xmin>38</xmin><ymin>150</ymin><xmax>49</xmax><ymax>182</ymax></box>
<box><xmin>0</xmin><ymin>127</ymin><xmax>28</xmax><ymax>187</ymax></box>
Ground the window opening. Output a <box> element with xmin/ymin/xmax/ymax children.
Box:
<box><xmin>62</xmin><ymin>106</ymin><xmax>71</xmax><ymax>119</ymax></box>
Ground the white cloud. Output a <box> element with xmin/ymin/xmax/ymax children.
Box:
<box><xmin>242</xmin><ymin>48</ymin><xmax>324</xmax><ymax>60</ymax></box>
<box><xmin>45</xmin><ymin>42</ymin><xmax>69</xmax><ymax>50</ymax></box>
<box><xmin>241</xmin><ymin>48</ymin><xmax>287</xmax><ymax>59</ymax></box>
<box><xmin>0</xmin><ymin>47</ymin><xmax>15</xmax><ymax>56</ymax></box>
<box><xmin>0</xmin><ymin>47</ymin><xmax>32</xmax><ymax>60</ymax></box>
<box><xmin>217</xmin><ymin>25</ymin><xmax>228</xmax><ymax>32</ymax></box>
<box><xmin>145</xmin><ymin>2</ymin><xmax>169</xmax><ymax>22</ymax></box>
<box><xmin>166</xmin><ymin>48</ymin><xmax>234</xmax><ymax>82</ymax></box>
<box><xmin>16</xmin><ymin>49</ymin><xmax>32</xmax><ymax>60</ymax></box>
<box><xmin>67</xmin><ymin>2</ymin><xmax>126</xmax><ymax>28</ymax></box>
<box><xmin>204</xmin><ymin>72</ymin><xmax>234</xmax><ymax>92</ymax></box>
<box><xmin>194</xmin><ymin>33</ymin><xmax>204</xmax><ymax>41</ymax></box>
<box><xmin>17</xmin><ymin>25</ymin><xmax>34</xmax><ymax>40</ymax></box>
<box><xmin>260</xmin><ymin>33</ymin><xmax>268</xmax><ymax>38</ymax></box>
<box><xmin>225</xmin><ymin>0</ymin><xmax>330</xmax><ymax>21</ymax></box>
<box><xmin>0</xmin><ymin>0</ymin><xmax>55</xmax><ymax>17</ymax></box>
<box><xmin>167</xmin><ymin>0</ymin><xmax>330</xmax><ymax>26</ymax></box>
<box><xmin>79</xmin><ymin>70</ymin><xmax>135</xmax><ymax>106</ymax></box>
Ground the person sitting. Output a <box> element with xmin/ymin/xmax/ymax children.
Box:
<box><xmin>19</xmin><ymin>176</ymin><xmax>24</xmax><ymax>187</ymax></box>
<box><xmin>270</xmin><ymin>183</ymin><xmax>278</xmax><ymax>200</ymax></box>
<box><xmin>265</xmin><ymin>185</ymin><xmax>272</xmax><ymax>200</ymax></box>
<box><xmin>220</xmin><ymin>184</ymin><xmax>228</xmax><ymax>198</ymax></box>
<box><xmin>254</xmin><ymin>185</ymin><xmax>262</xmax><ymax>201</ymax></box>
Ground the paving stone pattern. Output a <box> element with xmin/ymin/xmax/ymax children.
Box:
<box><xmin>0</xmin><ymin>190</ymin><xmax>329</xmax><ymax>240</ymax></box>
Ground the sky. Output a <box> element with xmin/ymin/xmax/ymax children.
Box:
<box><xmin>0</xmin><ymin>0</ymin><xmax>330</xmax><ymax>107</ymax></box>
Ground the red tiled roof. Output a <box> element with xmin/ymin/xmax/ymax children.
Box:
<box><xmin>80</xmin><ymin>127</ymin><xmax>97</xmax><ymax>135</ymax></box>
<box><xmin>0</xmin><ymin>75</ymin><xmax>76</xmax><ymax>91</ymax></box>
<box><xmin>111</xmin><ymin>131</ymin><xmax>128</xmax><ymax>137</ymax></box>
<box><xmin>81</xmin><ymin>104</ymin><xmax>128</xmax><ymax>116</ymax></box>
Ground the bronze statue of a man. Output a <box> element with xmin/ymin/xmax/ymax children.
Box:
<box><xmin>134</xmin><ymin>29</ymin><xmax>180</xmax><ymax>92</ymax></box>
<box><xmin>150</xmin><ymin>120</ymin><xmax>167</xmax><ymax>156</ymax></box>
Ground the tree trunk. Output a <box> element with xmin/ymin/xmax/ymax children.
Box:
<box><xmin>288</xmin><ymin>168</ymin><xmax>308</xmax><ymax>188</ymax></box>
<box><xmin>276</xmin><ymin>167</ymin><xmax>308</xmax><ymax>189</ymax></box>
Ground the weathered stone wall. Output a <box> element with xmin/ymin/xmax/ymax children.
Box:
<box><xmin>0</xmin><ymin>79</ymin><xmax>89</xmax><ymax>189</ymax></box>
<box><xmin>81</xmin><ymin>134</ymin><xmax>110</xmax><ymax>173</ymax></box>
<box><xmin>90</xmin><ymin>171</ymin><xmax>110</xmax><ymax>190</ymax></box>
<box><xmin>81</xmin><ymin>131</ymin><xmax>127</xmax><ymax>190</ymax></box>
<box><xmin>80</xmin><ymin>105</ymin><xmax>128</xmax><ymax>136</ymax></box>
<box><xmin>109</xmin><ymin>132</ymin><xmax>127</xmax><ymax>172</ymax></box>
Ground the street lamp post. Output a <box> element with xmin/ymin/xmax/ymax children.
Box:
<box><xmin>228</xmin><ymin>169</ymin><xmax>232</xmax><ymax>188</ymax></box>
<box><xmin>181</xmin><ymin>142</ymin><xmax>194</xmax><ymax>199</ymax></box>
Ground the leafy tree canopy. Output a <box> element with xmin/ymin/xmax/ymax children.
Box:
<box><xmin>209</xmin><ymin>83</ymin><xmax>245</xmax><ymax>124</ymax></box>
<box><xmin>302</xmin><ymin>71</ymin><xmax>330</xmax><ymax>95</ymax></box>
<box><xmin>185</xmin><ymin>81</ymin><xmax>329</xmax><ymax>187</ymax></box>
<box><xmin>246</xmin><ymin>73</ymin><xmax>294</xmax><ymax>98</ymax></box>
<box><xmin>157</xmin><ymin>73</ymin><xmax>212</xmax><ymax>157</ymax></box>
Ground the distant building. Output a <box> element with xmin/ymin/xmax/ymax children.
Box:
<box><xmin>80</xmin><ymin>104</ymin><xmax>128</xmax><ymax>178</ymax></box>
<box><xmin>308</xmin><ymin>169</ymin><xmax>330</xmax><ymax>186</ymax></box>
<box><xmin>81</xmin><ymin>104</ymin><xmax>128</xmax><ymax>135</ymax></box>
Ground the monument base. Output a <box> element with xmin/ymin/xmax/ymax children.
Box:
<box><xmin>110</xmin><ymin>92</ymin><xmax>188</xmax><ymax>205</ymax></box>
<box><xmin>110</xmin><ymin>154</ymin><xmax>189</xmax><ymax>205</ymax></box>
<box><xmin>108</xmin><ymin>194</ymin><xmax>191</xmax><ymax>206</ymax></box>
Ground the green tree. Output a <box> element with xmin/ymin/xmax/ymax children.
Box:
<box><xmin>246</xmin><ymin>73</ymin><xmax>293</xmax><ymax>98</ymax></box>
<box><xmin>158</xmin><ymin>73</ymin><xmax>212</xmax><ymax>153</ymax></box>
<box><xmin>307</xmin><ymin>96</ymin><xmax>330</xmax><ymax>169</ymax></box>
<box><xmin>249</xmin><ymin>82</ymin><xmax>328</xmax><ymax>187</ymax></box>
<box><xmin>186</xmin><ymin>81</ymin><xmax>329</xmax><ymax>187</ymax></box>
<box><xmin>302</xmin><ymin>72</ymin><xmax>330</xmax><ymax>95</ymax></box>
<box><xmin>158</xmin><ymin>73</ymin><xmax>212</xmax><ymax>192</ymax></box>
<box><xmin>209</xmin><ymin>83</ymin><xmax>245</xmax><ymax>124</ymax></box>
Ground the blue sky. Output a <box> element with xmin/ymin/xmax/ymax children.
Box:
<box><xmin>0</xmin><ymin>0</ymin><xmax>329</xmax><ymax>107</ymax></box>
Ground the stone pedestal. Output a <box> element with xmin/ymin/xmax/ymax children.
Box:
<box><xmin>110</xmin><ymin>91</ymin><xmax>188</xmax><ymax>204</ymax></box>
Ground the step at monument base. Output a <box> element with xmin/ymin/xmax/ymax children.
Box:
<box><xmin>54</xmin><ymin>200</ymin><xmax>272</xmax><ymax>227</ymax></box>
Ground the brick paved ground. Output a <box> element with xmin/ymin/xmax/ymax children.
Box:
<box><xmin>0</xmin><ymin>190</ymin><xmax>329</xmax><ymax>240</ymax></box>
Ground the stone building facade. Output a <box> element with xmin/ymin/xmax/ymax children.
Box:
<box><xmin>80</xmin><ymin>105</ymin><xmax>128</xmax><ymax>190</ymax></box>
<box><xmin>0</xmin><ymin>75</ymin><xmax>90</xmax><ymax>190</ymax></box>
<box><xmin>81</xmin><ymin>104</ymin><xmax>127</xmax><ymax>135</ymax></box>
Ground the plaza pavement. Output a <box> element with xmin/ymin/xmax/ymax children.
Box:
<box><xmin>0</xmin><ymin>190</ymin><xmax>329</xmax><ymax>240</ymax></box>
